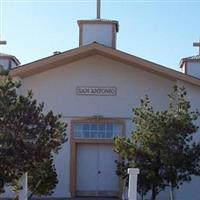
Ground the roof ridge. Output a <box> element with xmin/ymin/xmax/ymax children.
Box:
<box><xmin>9</xmin><ymin>43</ymin><xmax>200</xmax><ymax>87</ymax></box>
<box><xmin>0</xmin><ymin>52</ymin><xmax>14</xmax><ymax>57</ymax></box>
<box><xmin>182</xmin><ymin>54</ymin><xmax>200</xmax><ymax>60</ymax></box>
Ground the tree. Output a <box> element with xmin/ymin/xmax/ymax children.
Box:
<box><xmin>28</xmin><ymin>156</ymin><xmax>58</xmax><ymax>199</ymax></box>
<box><xmin>0</xmin><ymin>76</ymin><xmax>67</xmax><ymax>197</ymax></box>
<box><xmin>114</xmin><ymin>86</ymin><xmax>200</xmax><ymax>200</ymax></box>
<box><xmin>160</xmin><ymin>86</ymin><xmax>200</xmax><ymax>199</ymax></box>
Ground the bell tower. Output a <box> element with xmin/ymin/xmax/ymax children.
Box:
<box><xmin>180</xmin><ymin>39</ymin><xmax>200</xmax><ymax>79</ymax></box>
<box><xmin>0</xmin><ymin>37</ymin><xmax>20</xmax><ymax>70</ymax></box>
<box><xmin>78</xmin><ymin>0</ymin><xmax>119</xmax><ymax>49</ymax></box>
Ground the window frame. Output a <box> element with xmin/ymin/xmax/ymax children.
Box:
<box><xmin>73</xmin><ymin>120</ymin><xmax>124</xmax><ymax>139</ymax></box>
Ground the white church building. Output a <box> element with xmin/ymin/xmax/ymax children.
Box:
<box><xmin>1</xmin><ymin>1</ymin><xmax>200</xmax><ymax>200</ymax></box>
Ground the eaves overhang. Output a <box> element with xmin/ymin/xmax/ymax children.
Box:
<box><xmin>10</xmin><ymin>43</ymin><xmax>200</xmax><ymax>87</ymax></box>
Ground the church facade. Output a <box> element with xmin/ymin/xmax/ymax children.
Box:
<box><xmin>1</xmin><ymin>3</ymin><xmax>200</xmax><ymax>200</ymax></box>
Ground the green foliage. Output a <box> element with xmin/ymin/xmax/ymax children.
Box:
<box><xmin>0</xmin><ymin>76</ymin><xmax>67</xmax><ymax>196</ymax></box>
<box><xmin>28</xmin><ymin>156</ymin><xmax>58</xmax><ymax>197</ymax></box>
<box><xmin>114</xmin><ymin>86</ymin><xmax>200</xmax><ymax>200</ymax></box>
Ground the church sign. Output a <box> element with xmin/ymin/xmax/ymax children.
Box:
<box><xmin>76</xmin><ymin>86</ymin><xmax>117</xmax><ymax>96</ymax></box>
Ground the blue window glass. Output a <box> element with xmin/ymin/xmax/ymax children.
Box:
<box><xmin>74</xmin><ymin>122</ymin><xmax>123</xmax><ymax>139</ymax></box>
<box><xmin>83</xmin><ymin>131</ymin><xmax>90</xmax><ymax>138</ymax></box>
<box><xmin>106</xmin><ymin>131</ymin><xmax>113</xmax><ymax>138</ymax></box>
<box><xmin>91</xmin><ymin>124</ymin><xmax>97</xmax><ymax>130</ymax></box>
<box><xmin>106</xmin><ymin>124</ymin><xmax>113</xmax><ymax>131</ymax></box>
<box><xmin>99</xmin><ymin>131</ymin><xmax>105</xmax><ymax>138</ymax></box>
<box><xmin>83</xmin><ymin>124</ymin><xmax>89</xmax><ymax>131</ymax></box>
<box><xmin>99</xmin><ymin>124</ymin><xmax>105</xmax><ymax>131</ymax></box>
<box><xmin>91</xmin><ymin>131</ymin><xmax>98</xmax><ymax>138</ymax></box>
<box><xmin>75</xmin><ymin>131</ymin><xmax>82</xmax><ymax>138</ymax></box>
<box><xmin>74</xmin><ymin>124</ymin><xmax>82</xmax><ymax>132</ymax></box>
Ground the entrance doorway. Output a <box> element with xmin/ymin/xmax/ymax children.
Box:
<box><xmin>76</xmin><ymin>144</ymin><xmax>118</xmax><ymax>197</ymax></box>
<box><xmin>70</xmin><ymin>119</ymin><xmax>125</xmax><ymax>198</ymax></box>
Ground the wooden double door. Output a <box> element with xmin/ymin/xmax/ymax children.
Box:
<box><xmin>76</xmin><ymin>144</ymin><xmax>119</xmax><ymax>197</ymax></box>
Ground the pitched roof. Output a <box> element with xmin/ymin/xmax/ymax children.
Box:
<box><xmin>185</xmin><ymin>55</ymin><xmax>200</xmax><ymax>60</ymax></box>
<box><xmin>0</xmin><ymin>52</ymin><xmax>21</xmax><ymax>65</ymax></box>
<box><xmin>0</xmin><ymin>53</ymin><xmax>12</xmax><ymax>57</ymax></box>
<box><xmin>180</xmin><ymin>55</ymin><xmax>200</xmax><ymax>68</ymax></box>
<box><xmin>10</xmin><ymin>43</ymin><xmax>200</xmax><ymax>87</ymax></box>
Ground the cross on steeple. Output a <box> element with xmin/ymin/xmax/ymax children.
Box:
<box><xmin>193</xmin><ymin>38</ymin><xmax>200</xmax><ymax>55</ymax></box>
<box><xmin>97</xmin><ymin>0</ymin><xmax>101</xmax><ymax>19</ymax></box>
<box><xmin>0</xmin><ymin>40</ymin><xmax>6</xmax><ymax>45</ymax></box>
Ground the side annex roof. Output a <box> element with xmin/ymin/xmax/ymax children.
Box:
<box><xmin>180</xmin><ymin>55</ymin><xmax>200</xmax><ymax>68</ymax></box>
<box><xmin>10</xmin><ymin>43</ymin><xmax>200</xmax><ymax>87</ymax></box>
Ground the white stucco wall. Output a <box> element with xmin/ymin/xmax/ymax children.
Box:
<box><xmin>187</xmin><ymin>62</ymin><xmax>200</xmax><ymax>79</ymax></box>
<box><xmin>3</xmin><ymin>54</ymin><xmax>200</xmax><ymax>199</ymax></box>
<box><xmin>16</xmin><ymin>55</ymin><xmax>174</xmax><ymax>198</ymax></box>
<box><xmin>180</xmin><ymin>63</ymin><xmax>186</xmax><ymax>74</ymax></box>
<box><xmin>21</xmin><ymin>55</ymin><xmax>174</xmax><ymax>117</ymax></box>
<box><xmin>82</xmin><ymin>24</ymin><xmax>113</xmax><ymax>47</ymax></box>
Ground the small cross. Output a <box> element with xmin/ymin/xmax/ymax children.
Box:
<box><xmin>97</xmin><ymin>0</ymin><xmax>101</xmax><ymax>19</ymax></box>
<box><xmin>0</xmin><ymin>40</ymin><xmax>7</xmax><ymax>45</ymax></box>
<box><xmin>193</xmin><ymin>38</ymin><xmax>200</xmax><ymax>55</ymax></box>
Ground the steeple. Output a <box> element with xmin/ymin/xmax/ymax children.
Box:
<box><xmin>77</xmin><ymin>0</ymin><xmax>119</xmax><ymax>49</ymax></box>
<box><xmin>97</xmin><ymin>0</ymin><xmax>101</xmax><ymax>19</ymax></box>
<box><xmin>180</xmin><ymin>39</ymin><xmax>200</xmax><ymax>79</ymax></box>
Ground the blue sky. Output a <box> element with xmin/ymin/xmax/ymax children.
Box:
<box><xmin>0</xmin><ymin>0</ymin><xmax>200</xmax><ymax>71</ymax></box>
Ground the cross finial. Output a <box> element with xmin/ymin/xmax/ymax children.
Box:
<box><xmin>97</xmin><ymin>0</ymin><xmax>101</xmax><ymax>19</ymax></box>
<box><xmin>193</xmin><ymin>38</ymin><xmax>200</xmax><ymax>55</ymax></box>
